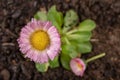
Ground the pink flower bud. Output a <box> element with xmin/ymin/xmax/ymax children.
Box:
<box><xmin>70</xmin><ymin>58</ymin><xmax>86</xmax><ymax>76</ymax></box>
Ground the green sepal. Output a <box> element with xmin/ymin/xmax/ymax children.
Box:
<box><xmin>35</xmin><ymin>62</ymin><xmax>49</xmax><ymax>72</ymax></box>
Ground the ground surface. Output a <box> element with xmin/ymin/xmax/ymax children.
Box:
<box><xmin>0</xmin><ymin>0</ymin><xmax>120</xmax><ymax>80</ymax></box>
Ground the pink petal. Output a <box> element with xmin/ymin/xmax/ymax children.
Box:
<box><xmin>21</xmin><ymin>27</ymin><xmax>31</xmax><ymax>35</ymax></box>
<box><xmin>37</xmin><ymin>21</ymin><xmax>44</xmax><ymax>29</ymax></box>
<box><xmin>25</xmin><ymin>25</ymin><xmax>34</xmax><ymax>33</ymax></box>
<box><xmin>47</xmin><ymin>47</ymin><xmax>59</xmax><ymax>60</ymax></box>
<box><xmin>29</xmin><ymin>22</ymin><xmax>38</xmax><ymax>30</ymax></box>
<box><xmin>20</xmin><ymin>33</ymin><xmax>30</xmax><ymax>39</ymax></box>
<box><xmin>25</xmin><ymin>49</ymin><xmax>34</xmax><ymax>58</ymax></box>
<box><xmin>18</xmin><ymin>38</ymin><xmax>29</xmax><ymax>44</ymax></box>
<box><xmin>31</xmin><ymin>18</ymin><xmax>37</xmax><ymax>22</ymax></box>
<box><xmin>20</xmin><ymin>44</ymin><xmax>31</xmax><ymax>53</ymax></box>
<box><xmin>51</xmin><ymin>38</ymin><xmax>60</xmax><ymax>43</ymax></box>
<box><xmin>43</xmin><ymin>21</ymin><xmax>52</xmax><ymax>31</ymax></box>
<box><xmin>48</xmin><ymin>26</ymin><xmax>58</xmax><ymax>34</ymax></box>
<box><xmin>28</xmin><ymin>50</ymin><xmax>48</xmax><ymax>63</ymax></box>
<box><xmin>36</xmin><ymin>51</ymin><xmax>48</xmax><ymax>63</ymax></box>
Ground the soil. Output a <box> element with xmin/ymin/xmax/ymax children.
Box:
<box><xmin>0</xmin><ymin>0</ymin><xmax>120</xmax><ymax>80</ymax></box>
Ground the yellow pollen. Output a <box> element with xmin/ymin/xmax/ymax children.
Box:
<box><xmin>77</xmin><ymin>63</ymin><xmax>83</xmax><ymax>70</ymax></box>
<box><xmin>30</xmin><ymin>30</ymin><xmax>50</xmax><ymax>51</ymax></box>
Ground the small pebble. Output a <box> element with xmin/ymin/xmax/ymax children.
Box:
<box><xmin>0</xmin><ymin>69</ymin><xmax>10</xmax><ymax>80</ymax></box>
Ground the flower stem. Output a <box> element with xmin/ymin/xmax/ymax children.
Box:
<box><xmin>85</xmin><ymin>53</ymin><xmax>105</xmax><ymax>63</ymax></box>
<box><xmin>64</xmin><ymin>37</ymin><xmax>70</xmax><ymax>45</ymax></box>
<box><xmin>66</xmin><ymin>29</ymin><xmax>78</xmax><ymax>35</ymax></box>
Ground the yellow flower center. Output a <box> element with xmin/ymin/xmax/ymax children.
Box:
<box><xmin>77</xmin><ymin>63</ymin><xmax>83</xmax><ymax>70</ymax></box>
<box><xmin>30</xmin><ymin>30</ymin><xmax>50</xmax><ymax>51</ymax></box>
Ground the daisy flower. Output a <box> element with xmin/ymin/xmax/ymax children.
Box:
<box><xmin>70</xmin><ymin>58</ymin><xmax>86</xmax><ymax>76</ymax></box>
<box><xmin>17</xmin><ymin>19</ymin><xmax>61</xmax><ymax>63</ymax></box>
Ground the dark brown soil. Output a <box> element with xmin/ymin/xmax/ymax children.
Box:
<box><xmin>0</xmin><ymin>0</ymin><xmax>120</xmax><ymax>80</ymax></box>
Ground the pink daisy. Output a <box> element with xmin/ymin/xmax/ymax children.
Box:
<box><xmin>70</xmin><ymin>58</ymin><xmax>86</xmax><ymax>76</ymax></box>
<box><xmin>17</xmin><ymin>19</ymin><xmax>61</xmax><ymax>63</ymax></box>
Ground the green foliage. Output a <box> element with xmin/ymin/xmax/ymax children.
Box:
<box><xmin>78</xmin><ymin>19</ymin><xmax>96</xmax><ymax>31</ymax></box>
<box><xmin>62</xmin><ymin>44</ymin><xmax>78</xmax><ymax>58</ymax></box>
<box><xmin>60</xmin><ymin>19</ymin><xmax>95</xmax><ymax>69</ymax></box>
<box><xmin>64</xmin><ymin>10</ymin><xmax>78</xmax><ymax>28</ymax></box>
<box><xmin>35</xmin><ymin>63</ymin><xmax>49</xmax><ymax>72</ymax></box>
<box><xmin>62</xmin><ymin>10</ymin><xmax>78</xmax><ymax>33</ymax></box>
<box><xmin>77</xmin><ymin>42</ymin><xmax>92</xmax><ymax>53</ymax></box>
<box><xmin>34</xmin><ymin>5</ymin><xmax>96</xmax><ymax>72</ymax></box>
<box><xmin>34</xmin><ymin>11</ymin><xmax>47</xmax><ymax>21</ymax></box>
<box><xmin>47</xmin><ymin>6</ymin><xmax>63</xmax><ymax>33</ymax></box>
<box><xmin>71</xmin><ymin>41</ymin><xmax>92</xmax><ymax>54</ymax></box>
<box><xmin>68</xmin><ymin>31</ymin><xmax>92</xmax><ymax>42</ymax></box>
<box><xmin>49</xmin><ymin>56</ymin><xmax>59</xmax><ymax>68</ymax></box>
<box><xmin>60</xmin><ymin>52</ymin><xmax>71</xmax><ymax>70</ymax></box>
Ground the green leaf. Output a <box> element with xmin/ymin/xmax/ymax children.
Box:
<box><xmin>78</xmin><ymin>19</ymin><xmax>96</xmax><ymax>31</ymax></box>
<box><xmin>35</xmin><ymin>63</ymin><xmax>49</xmax><ymax>72</ymax></box>
<box><xmin>34</xmin><ymin>11</ymin><xmax>47</xmax><ymax>21</ymax></box>
<box><xmin>62</xmin><ymin>44</ymin><xmax>78</xmax><ymax>58</ymax></box>
<box><xmin>71</xmin><ymin>41</ymin><xmax>92</xmax><ymax>54</ymax></box>
<box><xmin>49</xmin><ymin>56</ymin><xmax>59</xmax><ymax>68</ymax></box>
<box><xmin>60</xmin><ymin>52</ymin><xmax>71</xmax><ymax>70</ymax></box>
<box><xmin>68</xmin><ymin>31</ymin><xmax>92</xmax><ymax>42</ymax></box>
<box><xmin>47</xmin><ymin>5</ymin><xmax>63</xmax><ymax>33</ymax></box>
<box><xmin>64</xmin><ymin>10</ymin><xmax>79</xmax><ymax>27</ymax></box>
<box><xmin>77</xmin><ymin>42</ymin><xmax>92</xmax><ymax>53</ymax></box>
<box><xmin>60</xmin><ymin>43</ymin><xmax>80</xmax><ymax>70</ymax></box>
